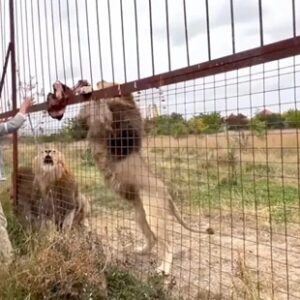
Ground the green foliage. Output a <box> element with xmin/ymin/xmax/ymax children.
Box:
<box><xmin>170</xmin><ymin>121</ymin><xmax>189</xmax><ymax>138</ymax></box>
<box><xmin>19</xmin><ymin>117</ymin><xmax>88</xmax><ymax>144</ymax></box>
<box><xmin>187</xmin><ymin>117</ymin><xmax>207</xmax><ymax>134</ymax></box>
<box><xmin>1</xmin><ymin>190</ymin><xmax>30</xmax><ymax>255</ymax></box>
<box><xmin>20</xmin><ymin>133</ymin><xmax>68</xmax><ymax>144</ymax></box>
<box><xmin>146</xmin><ymin>112</ymin><xmax>223</xmax><ymax>137</ymax></box>
<box><xmin>200</xmin><ymin>112</ymin><xmax>222</xmax><ymax>133</ymax></box>
<box><xmin>249</xmin><ymin>118</ymin><xmax>266</xmax><ymax>137</ymax></box>
<box><xmin>107</xmin><ymin>267</ymin><xmax>172</xmax><ymax>300</ymax></box>
<box><xmin>145</xmin><ymin>113</ymin><xmax>189</xmax><ymax>138</ymax></box>
<box><xmin>284</xmin><ymin>109</ymin><xmax>300</xmax><ymax>128</ymax></box>
<box><xmin>81</xmin><ymin>148</ymin><xmax>95</xmax><ymax>166</ymax></box>
<box><xmin>61</xmin><ymin>117</ymin><xmax>89</xmax><ymax>141</ymax></box>
<box><xmin>168</xmin><ymin>112</ymin><xmax>184</xmax><ymax>122</ymax></box>
<box><xmin>255</xmin><ymin>113</ymin><xmax>285</xmax><ymax>129</ymax></box>
<box><xmin>146</xmin><ymin>109</ymin><xmax>300</xmax><ymax>138</ymax></box>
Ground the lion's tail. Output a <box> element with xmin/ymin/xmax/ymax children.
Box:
<box><xmin>168</xmin><ymin>197</ymin><xmax>214</xmax><ymax>235</ymax></box>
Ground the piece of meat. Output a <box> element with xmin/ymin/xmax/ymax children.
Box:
<box><xmin>46</xmin><ymin>80</ymin><xmax>91</xmax><ymax>120</ymax></box>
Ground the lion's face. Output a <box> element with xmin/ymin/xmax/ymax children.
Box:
<box><xmin>35</xmin><ymin>148</ymin><xmax>65</xmax><ymax>174</ymax></box>
<box><xmin>42</xmin><ymin>149</ymin><xmax>60</xmax><ymax>169</ymax></box>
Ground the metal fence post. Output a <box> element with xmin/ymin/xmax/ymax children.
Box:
<box><xmin>0</xmin><ymin>44</ymin><xmax>11</xmax><ymax>98</ymax></box>
<box><xmin>9</xmin><ymin>0</ymin><xmax>18</xmax><ymax>206</ymax></box>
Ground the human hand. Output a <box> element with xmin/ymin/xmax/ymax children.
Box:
<box><xmin>19</xmin><ymin>97</ymin><xmax>34</xmax><ymax>114</ymax></box>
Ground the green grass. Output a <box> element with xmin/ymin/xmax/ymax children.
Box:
<box><xmin>107</xmin><ymin>267</ymin><xmax>172</xmax><ymax>300</ymax></box>
<box><xmin>146</xmin><ymin>146</ymin><xmax>300</xmax><ymax>223</ymax></box>
<box><xmin>188</xmin><ymin>178</ymin><xmax>299</xmax><ymax>221</ymax></box>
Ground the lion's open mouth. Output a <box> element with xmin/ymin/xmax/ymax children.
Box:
<box><xmin>43</xmin><ymin>155</ymin><xmax>54</xmax><ymax>165</ymax></box>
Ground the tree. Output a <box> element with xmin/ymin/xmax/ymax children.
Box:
<box><xmin>188</xmin><ymin>116</ymin><xmax>207</xmax><ymax>134</ymax></box>
<box><xmin>255</xmin><ymin>112</ymin><xmax>285</xmax><ymax>129</ymax></box>
<box><xmin>200</xmin><ymin>112</ymin><xmax>222</xmax><ymax>133</ymax></box>
<box><xmin>144</xmin><ymin>113</ymin><xmax>189</xmax><ymax>138</ymax></box>
<box><xmin>170</xmin><ymin>121</ymin><xmax>189</xmax><ymax>138</ymax></box>
<box><xmin>224</xmin><ymin>113</ymin><xmax>249</xmax><ymax>130</ymax></box>
<box><xmin>169</xmin><ymin>112</ymin><xmax>185</xmax><ymax>122</ymax></box>
<box><xmin>284</xmin><ymin>109</ymin><xmax>300</xmax><ymax>128</ymax></box>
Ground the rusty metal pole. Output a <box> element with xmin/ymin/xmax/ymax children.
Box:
<box><xmin>0</xmin><ymin>44</ymin><xmax>11</xmax><ymax>98</ymax></box>
<box><xmin>9</xmin><ymin>0</ymin><xmax>18</xmax><ymax>206</ymax></box>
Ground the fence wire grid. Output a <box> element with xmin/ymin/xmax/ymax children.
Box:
<box><xmin>1</xmin><ymin>0</ymin><xmax>300</xmax><ymax>299</ymax></box>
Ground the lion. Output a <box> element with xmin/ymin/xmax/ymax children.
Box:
<box><xmin>31</xmin><ymin>147</ymin><xmax>91</xmax><ymax>232</ymax></box>
<box><xmin>75</xmin><ymin>80</ymin><xmax>214</xmax><ymax>275</ymax></box>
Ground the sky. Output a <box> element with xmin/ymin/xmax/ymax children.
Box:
<box><xmin>0</xmin><ymin>0</ymin><xmax>300</xmax><ymax>134</ymax></box>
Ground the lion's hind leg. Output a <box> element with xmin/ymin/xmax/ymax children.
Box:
<box><xmin>139</xmin><ymin>188</ymin><xmax>173</xmax><ymax>275</ymax></box>
<box><xmin>133</xmin><ymin>197</ymin><xmax>156</xmax><ymax>254</ymax></box>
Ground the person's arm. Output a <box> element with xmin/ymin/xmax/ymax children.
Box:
<box><xmin>0</xmin><ymin>98</ymin><xmax>33</xmax><ymax>136</ymax></box>
<box><xmin>0</xmin><ymin>113</ymin><xmax>27</xmax><ymax>136</ymax></box>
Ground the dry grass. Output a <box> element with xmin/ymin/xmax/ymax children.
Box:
<box><xmin>0</xmin><ymin>186</ymin><xmax>172</xmax><ymax>300</ymax></box>
<box><xmin>144</xmin><ymin>129</ymin><xmax>300</xmax><ymax>150</ymax></box>
<box><xmin>0</xmin><ymin>230</ymin><xmax>108</xmax><ymax>300</ymax></box>
<box><xmin>233</xmin><ymin>252</ymin><xmax>261</xmax><ymax>300</ymax></box>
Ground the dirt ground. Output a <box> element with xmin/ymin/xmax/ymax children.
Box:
<box><xmin>92</xmin><ymin>208</ymin><xmax>300</xmax><ymax>300</ymax></box>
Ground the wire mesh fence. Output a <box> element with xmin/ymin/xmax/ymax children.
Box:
<box><xmin>1</xmin><ymin>0</ymin><xmax>300</xmax><ymax>299</ymax></box>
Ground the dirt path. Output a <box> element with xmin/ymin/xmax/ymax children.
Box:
<box><xmin>92</xmin><ymin>209</ymin><xmax>300</xmax><ymax>300</ymax></box>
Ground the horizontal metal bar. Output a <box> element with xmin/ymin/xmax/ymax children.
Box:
<box><xmin>1</xmin><ymin>36</ymin><xmax>300</xmax><ymax>120</ymax></box>
<box><xmin>0</xmin><ymin>43</ymin><xmax>11</xmax><ymax>98</ymax></box>
<box><xmin>0</xmin><ymin>102</ymin><xmax>46</xmax><ymax>119</ymax></box>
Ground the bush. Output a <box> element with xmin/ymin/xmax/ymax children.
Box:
<box><xmin>255</xmin><ymin>113</ymin><xmax>285</xmax><ymax>129</ymax></box>
<box><xmin>188</xmin><ymin>117</ymin><xmax>207</xmax><ymax>134</ymax></box>
<box><xmin>170</xmin><ymin>121</ymin><xmax>189</xmax><ymax>138</ymax></box>
<box><xmin>284</xmin><ymin>109</ymin><xmax>300</xmax><ymax>128</ymax></box>
<box><xmin>145</xmin><ymin>113</ymin><xmax>189</xmax><ymax>138</ymax></box>
<box><xmin>61</xmin><ymin>117</ymin><xmax>89</xmax><ymax>141</ymax></box>
<box><xmin>201</xmin><ymin>112</ymin><xmax>222</xmax><ymax>133</ymax></box>
<box><xmin>107</xmin><ymin>267</ymin><xmax>172</xmax><ymax>300</ymax></box>
<box><xmin>249</xmin><ymin>118</ymin><xmax>266</xmax><ymax>137</ymax></box>
<box><xmin>145</xmin><ymin>112</ymin><xmax>223</xmax><ymax>137</ymax></box>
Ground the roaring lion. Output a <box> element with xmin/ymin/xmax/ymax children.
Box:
<box><xmin>75</xmin><ymin>80</ymin><xmax>214</xmax><ymax>275</ymax></box>
<box><xmin>32</xmin><ymin>147</ymin><xmax>90</xmax><ymax>232</ymax></box>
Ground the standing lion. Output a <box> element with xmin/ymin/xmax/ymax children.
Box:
<box><xmin>76</xmin><ymin>80</ymin><xmax>214</xmax><ymax>275</ymax></box>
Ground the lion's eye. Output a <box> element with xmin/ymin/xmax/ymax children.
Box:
<box><xmin>53</xmin><ymin>150</ymin><xmax>56</xmax><ymax>153</ymax></box>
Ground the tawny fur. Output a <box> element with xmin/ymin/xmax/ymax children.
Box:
<box><xmin>79</xmin><ymin>80</ymin><xmax>214</xmax><ymax>275</ymax></box>
<box><xmin>32</xmin><ymin>147</ymin><xmax>91</xmax><ymax>232</ymax></box>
